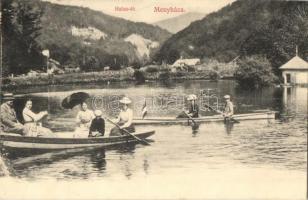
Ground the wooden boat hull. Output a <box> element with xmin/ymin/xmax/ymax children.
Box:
<box><xmin>133</xmin><ymin>112</ymin><xmax>276</xmax><ymax>125</ymax></box>
<box><xmin>0</xmin><ymin>131</ymin><xmax>155</xmax><ymax>150</ymax></box>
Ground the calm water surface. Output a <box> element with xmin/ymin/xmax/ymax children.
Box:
<box><xmin>0</xmin><ymin>80</ymin><xmax>307</xmax><ymax>198</ymax></box>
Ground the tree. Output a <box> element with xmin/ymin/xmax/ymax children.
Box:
<box><xmin>234</xmin><ymin>55</ymin><xmax>278</xmax><ymax>89</ymax></box>
<box><xmin>2</xmin><ymin>0</ymin><xmax>44</xmax><ymax>76</ymax></box>
<box><xmin>240</xmin><ymin>2</ymin><xmax>308</xmax><ymax>75</ymax></box>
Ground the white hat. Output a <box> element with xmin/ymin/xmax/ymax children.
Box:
<box><xmin>224</xmin><ymin>95</ymin><xmax>231</xmax><ymax>99</ymax></box>
<box><xmin>94</xmin><ymin>110</ymin><xmax>102</xmax><ymax>117</ymax></box>
<box><xmin>187</xmin><ymin>94</ymin><xmax>197</xmax><ymax>101</ymax></box>
<box><xmin>119</xmin><ymin>97</ymin><xmax>132</xmax><ymax>104</ymax></box>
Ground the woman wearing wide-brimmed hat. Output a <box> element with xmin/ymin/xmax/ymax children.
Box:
<box><xmin>176</xmin><ymin>94</ymin><xmax>199</xmax><ymax>118</ymax></box>
<box><xmin>110</xmin><ymin>97</ymin><xmax>135</xmax><ymax>136</ymax></box>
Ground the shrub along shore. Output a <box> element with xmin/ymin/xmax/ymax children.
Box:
<box><xmin>2</xmin><ymin>61</ymin><xmax>239</xmax><ymax>89</ymax></box>
<box><xmin>2</xmin><ymin>66</ymin><xmax>235</xmax><ymax>89</ymax></box>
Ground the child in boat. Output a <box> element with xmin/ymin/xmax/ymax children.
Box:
<box><xmin>110</xmin><ymin>97</ymin><xmax>135</xmax><ymax>136</ymax></box>
<box><xmin>89</xmin><ymin>110</ymin><xmax>105</xmax><ymax>137</ymax></box>
<box><xmin>177</xmin><ymin>94</ymin><xmax>199</xmax><ymax>118</ymax></box>
<box><xmin>22</xmin><ymin>99</ymin><xmax>55</xmax><ymax>137</ymax></box>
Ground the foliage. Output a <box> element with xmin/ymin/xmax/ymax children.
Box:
<box><xmin>158</xmin><ymin>72</ymin><xmax>171</xmax><ymax>81</ymax></box>
<box><xmin>35</xmin><ymin>1</ymin><xmax>171</xmax><ymax>72</ymax></box>
<box><xmin>199</xmin><ymin>59</ymin><xmax>239</xmax><ymax>77</ymax></box>
<box><xmin>155</xmin><ymin>0</ymin><xmax>308</xmax><ymax>74</ymax></box>
<box><xmin>240</xmin><ymin>2</ymin><xmax>308</xmax><ymax>73</ymax></box>
<box><xmin>175</xmin><ymin>71</ymin><xmax>186</xmax><ymax>77</ymax></box>
<box><xmin>234</xmin><ymin>56</ymin><xmax>278</xmax><ymax>89</ymax></box>
<box><xmin>133</xmin><ymin>70</ymin><xmax>145</xmax><ymax>84</ymax></box>
<box><xmin>145</xmin><ymin>65</ymin><xmax>159</xmax><ymax>73</ymax></box>
<box><xmin>2</xmin><ymin>0</ymin><xmax>44</xmax><ymax>76</ymax></box>
<box><xmin>208</xmin><ymin>70</ymin><xmax>220</xmax><ymax>81</ymax></box>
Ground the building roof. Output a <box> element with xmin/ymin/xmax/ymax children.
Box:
<box><xmin>280</xmin><ymin>55</ymin><xmax>308</xmax><ymax>70</ymax></box>
<box><xmin>172</xmin><ymin>58</ymin><xmax>200</xmax><ymax>67</ymax></box>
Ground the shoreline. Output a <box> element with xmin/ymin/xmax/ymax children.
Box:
<box><xmin>1</xmin><ymin>70</ymin><xmax>235</xmax><ymax>90</ymax></box>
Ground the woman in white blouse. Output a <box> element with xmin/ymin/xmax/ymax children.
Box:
<box><xmin>74</xmin><ymin>102</ymin><xmax>95</xmax><ymax>138</ymax></box>
<box><xmin>110</xmin><ymin>97</ymin><xmax>135</xmax><ymax>136</ymax></box>
<box><xmin>22</xmin><ymin>99</ymin><xmax>54</xmax><ymax>137</ymax></box>
<box><xmin>76</xmin><ymin>102</ymin><xmax>95</xmax><ymax>129</ymax></box>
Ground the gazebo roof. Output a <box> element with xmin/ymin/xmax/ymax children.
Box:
<box><xmin>280</xmin><ymin>55</ymin><xmax>308</xmax><ymax>70</ymax></box>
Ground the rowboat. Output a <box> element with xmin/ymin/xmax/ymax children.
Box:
<box><xmin>133</xmin><ymin>111</ymin><xmax>276</xmax><ymax>125</ymax></box>
<box><xmin>0</xmin><ymin>131</ymin><xmax>155</xmax><ymax>151</ymax></box>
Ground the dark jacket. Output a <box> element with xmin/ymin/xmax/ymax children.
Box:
<box><xmin>188</xmin><ymin>103</ymin><xmax>199</xmax><ymax>118</ymax></box>
<box><xmin>89</xmin><ymin>117</ymin><xmax>105</xmax><ymax>136</ymax></box>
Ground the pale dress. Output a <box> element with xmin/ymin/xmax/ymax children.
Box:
<box><xmin>22</xmin><ymin>108</ymin><xmax>54</xmax><ymax>137</ymax></box>
<box><xmin>74</xmin><ymin>109</ymin><xmax>95</xmax><ymax>138</ymax></box>
<box><xmin>110</xmin><ymin>108</ymin><xmax>135</xmax><ymax>136</ymax></box>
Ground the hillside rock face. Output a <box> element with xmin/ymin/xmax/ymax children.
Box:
<box><xmin>36</xmin><ymin>1</ymin><xmax>171</xmax><ymax>69</ymax></box>
<box><xmin>124</xmin><ymin>34</ymin><xmax>159</xmax><ymax>59</ymax></box>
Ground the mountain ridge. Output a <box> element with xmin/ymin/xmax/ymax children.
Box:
<box><xmin>154</xmin><ymin>12</ymin><xmax>206</xmax><ymax>33</ymax></box>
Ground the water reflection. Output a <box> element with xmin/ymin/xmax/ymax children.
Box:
<box><xmin>282</xmin><ymin>86</ymin><xmax>307</xmax><ymax>117</ymax></box>
<box><xmin>224</xmin><ymin>121</ymin><xmax>234</xmax><ymax>134</ymax></box>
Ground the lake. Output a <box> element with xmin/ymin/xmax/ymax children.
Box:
<box><xmin>0</xmin><ymin>80</ymin><xmax>307</xmax><ymax>199</ymax></box>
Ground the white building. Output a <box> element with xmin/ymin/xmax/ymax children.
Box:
<box><xmin>172</xmin><ymin>58</ymin><xmax>200</xmax><ymax>67</ymax></box>
<box><xmin>280</xmin><ymin>55</ymin><xmax>308</xmax><ymax>85</ymax></box>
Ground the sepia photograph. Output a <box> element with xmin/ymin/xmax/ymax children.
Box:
<box><xmin>0</xmin><ymin>0</ymin><xmax>307</xmax><ymax>199</ymax></box>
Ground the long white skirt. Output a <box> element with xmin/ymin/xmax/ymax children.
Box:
<box><xmin>73</xmin><ymin>126</ymin><xmax>89</xmax><ymax>138</ymax></box>
<box><xmin>24</xmin><ymin>123</ymin><xmax>55</xmax><ymax>137</ymax></box>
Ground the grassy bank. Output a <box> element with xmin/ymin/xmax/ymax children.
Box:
<box><xmin>2</xmin><ymin>62</ymin><xmax>238</xmax><ymax>88</ymax></box>
<box><xmin>2</xmin><ymin>69</ymin><xmax>135</xmax><ymax>88</ymax></box>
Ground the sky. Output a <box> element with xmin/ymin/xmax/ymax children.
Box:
<box><xmin>42</xmin><ymin>0</ymin><xmax>235</xmax><ymax>23</ymax></box>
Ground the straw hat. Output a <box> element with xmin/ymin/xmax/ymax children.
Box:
<box><xmin>2</xmin><ymin>93</ymin><xmax>15</xmax><ymax>101</ymax></box>
<box><xmin>119</xmin><ymin>97</ymin><xmax>132</xmax><ymax>104</ymax></box>
<box><xmin>187</xmin><ymin>94</ymin><xmax>197</xmax><ymax>101</ymax></box>
<box><xmin>224</xmin><ymin>95</ymin><xmax>231</xmax><ymax>99</ymax></box>
<box><xmin>94</xmin><ymin>110</ymin><xmax>102</xmax><ymax>117</ymax></box>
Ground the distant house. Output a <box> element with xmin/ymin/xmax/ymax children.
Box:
<box><xmin>172</xmin><ymin>58</ymin><xmax>201</xmax><ymax>68</ymax></box>
<box><xmin>280</xmin><ymin>54</ymin><xmax>308</xmax><ymax>85</ymax></box>
<box><xmin>170</xmin><ymin>58</ymin><xmax>200</xmax><ymax>72</ymax></box>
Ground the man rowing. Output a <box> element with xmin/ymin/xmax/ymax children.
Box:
<box><xmin>222</xmin><ymin>95</ymin><xmax>234</xmax><ymax>123</ymax></box>
<box><xmin>177</xmin><ymin>94</ymin><xmax>199</xmax><ymax>118</ymax></box>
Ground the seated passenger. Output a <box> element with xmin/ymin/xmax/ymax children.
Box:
<box><xmin>0</xmin><ymin>93</ymin><xmax>27</xmax><ymax>135</ymax></box>
<box><xmin>22</xmin><ymin>99</ymin><xmax>55</xmax><ymax>137</ymax></box>
<box><xmin>110</xmin><ymin>97</ymin><xmax>135</xmax><ymax>136</ymax></box>
<box><xmin>177</xmin><ymin>94</ymin><xmax>199</xmax><ymax>118</ymax></box>
<box><xmin>89</xmin><ymin>110</ymin><xmax>105</xmax><ymax>137</ymax></box>
<box><xmin>74</xmin><ymin>102</ymin><xmax>95</xmax><ymax>138</ymax></box>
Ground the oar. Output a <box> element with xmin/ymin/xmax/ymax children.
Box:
<box><xmin>105</xmin><ymin>118</ymin><xmax>150</xmax><ymax>146</ymax></box>
<box><xmin>204</xmin><ymin>104</ymin><xmax>240</xmax><ymax>123</ymax></box>
<box><xmin>184</xmin><ymin>112</ymin><xmax>200</xmax><ymax>130</ymax></box>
